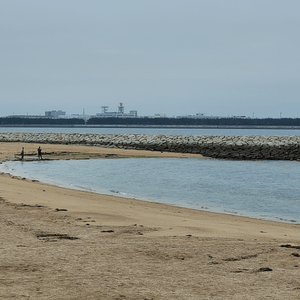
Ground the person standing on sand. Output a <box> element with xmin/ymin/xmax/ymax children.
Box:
<box><xmin>21</xmin><ymin>147</ymin><xmax>24</xmax><ymax>160</ymax></box>
<box><xmin>38</xmin><ymin>146</ymin><xmax>42</xmax><ymax>160</ymax></box>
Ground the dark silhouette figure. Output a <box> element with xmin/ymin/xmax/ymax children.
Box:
<box><xmin>38</xmin><ymin>146</ymin><xmax>42</xmax><ymax>160</ymax></box>
<box><xmin>21</xmin><ymin>147</ymin><xmax>24</xmax><ymax>160</ymax></box>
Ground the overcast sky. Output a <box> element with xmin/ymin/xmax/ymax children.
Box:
<box><xmin>1</xmin><ymin>0</ymin><xmax>300</xmax><ymax>118</ymax></box>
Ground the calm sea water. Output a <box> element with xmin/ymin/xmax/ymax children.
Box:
<box><xmin>1</xmin><ymin>158</ymin><xmax>299</xmax><ymax>224</ymax></box>
<box><xmin>0</xmin><ymin>126</ymin><xmax>300</xmax><ymax>136</ymax></box>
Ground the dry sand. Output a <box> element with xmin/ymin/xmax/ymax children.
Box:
<box><xmin>1</xmin><ymin>142</ymin><xmax>300</xmax><ymax>299</ymax></box>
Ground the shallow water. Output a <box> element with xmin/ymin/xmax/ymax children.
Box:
<box><xmin>1</xmin><ymin>157</ymin><xmax>299</xmax><ymax>224</ymax></box>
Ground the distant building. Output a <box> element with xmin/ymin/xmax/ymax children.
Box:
<box><xmin>68</xmin><ymin>114</ymin><xmax>90</xmax><ymax>122</ymax></box>
<box><xmin>94</xmin><ymin>103</ymin><xmax>138</xmax><ymax>118</ymax></box>
<box><xmin>176</xmin><ymin>113</ymin><xmax>248</xmax><ymax>119</ymax></box>
<box><xmin>147</xmin><ymin>114</ymin><xmax>167</xmax><ymax>118</ymax></box>
<box><xmin>45</xmin><ymin>110</ymin><xmax>66</xmax><ymax>118</ymax></box>
<box><xmin>6</xmin><ymin>114</ymin><xmax>47</xmax><ymax>119</ymax></box>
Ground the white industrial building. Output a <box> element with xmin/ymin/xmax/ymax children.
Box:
<box><xmin>94</xmin><ymin>103</ymin><xmax>138</xmax><ymax>118</ymax></box>
<box><xmin>45</xmin><ymin>110</ymin><xmax>66</xmax><ymax>118</ymax></box>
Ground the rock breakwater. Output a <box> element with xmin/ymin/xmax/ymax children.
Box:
<box><xmin>1</xmin><ymin>132</ymin><xmax>299</xmax><ymax>160</ymax></box>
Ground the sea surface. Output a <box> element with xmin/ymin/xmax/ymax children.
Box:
<box><xmin>1</xmin><ymin>126</ymin><xmax>300</xmax><ymax>136</ymax></box>
<box><xmin>1</xmin><ymin>157</ymin><xmax>299</xmax><ymax>224</ymax></box>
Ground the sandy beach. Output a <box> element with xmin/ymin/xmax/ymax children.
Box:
<box><xmin>1</xmin><ymin>142</ymin><xmax>300</xmax><ymax>299</ymax></box>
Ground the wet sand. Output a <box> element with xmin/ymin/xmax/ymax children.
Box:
<box><xmin>1</xmin><ymin>142</ymin><xmax>300</xmax><ymax>299</ymax></box>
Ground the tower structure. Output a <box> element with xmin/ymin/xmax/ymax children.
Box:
<box><xmin>118</xmin><ymin>103</ymin><xmax>124</xmax><ymax>114</ymax></box>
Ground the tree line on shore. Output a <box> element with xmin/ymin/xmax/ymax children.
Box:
<box><xmin>0</xmin><ymin>117</ymin><xmax>85</xmax><ymax>125</ymax></box>
<box><xmin>86</xmin><ymin>117</ymin><xmax>300</xmax><ymax>126</ymax></box>
<box><xmin>1</xmin><ymin>117</ymin><xmax>300</xmax><ymax>126</ymax></box>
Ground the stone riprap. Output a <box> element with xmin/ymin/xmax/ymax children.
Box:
<box><xmin>0</xmin><ymin>132</ymin><xmax>300</xmax><ymax>160</ymax></box>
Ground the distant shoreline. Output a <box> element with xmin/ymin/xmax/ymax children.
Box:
<box><xmin>1</xmin><ymin>124</ymin><xmax>300</xmax><ymax>130</ymax></box>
